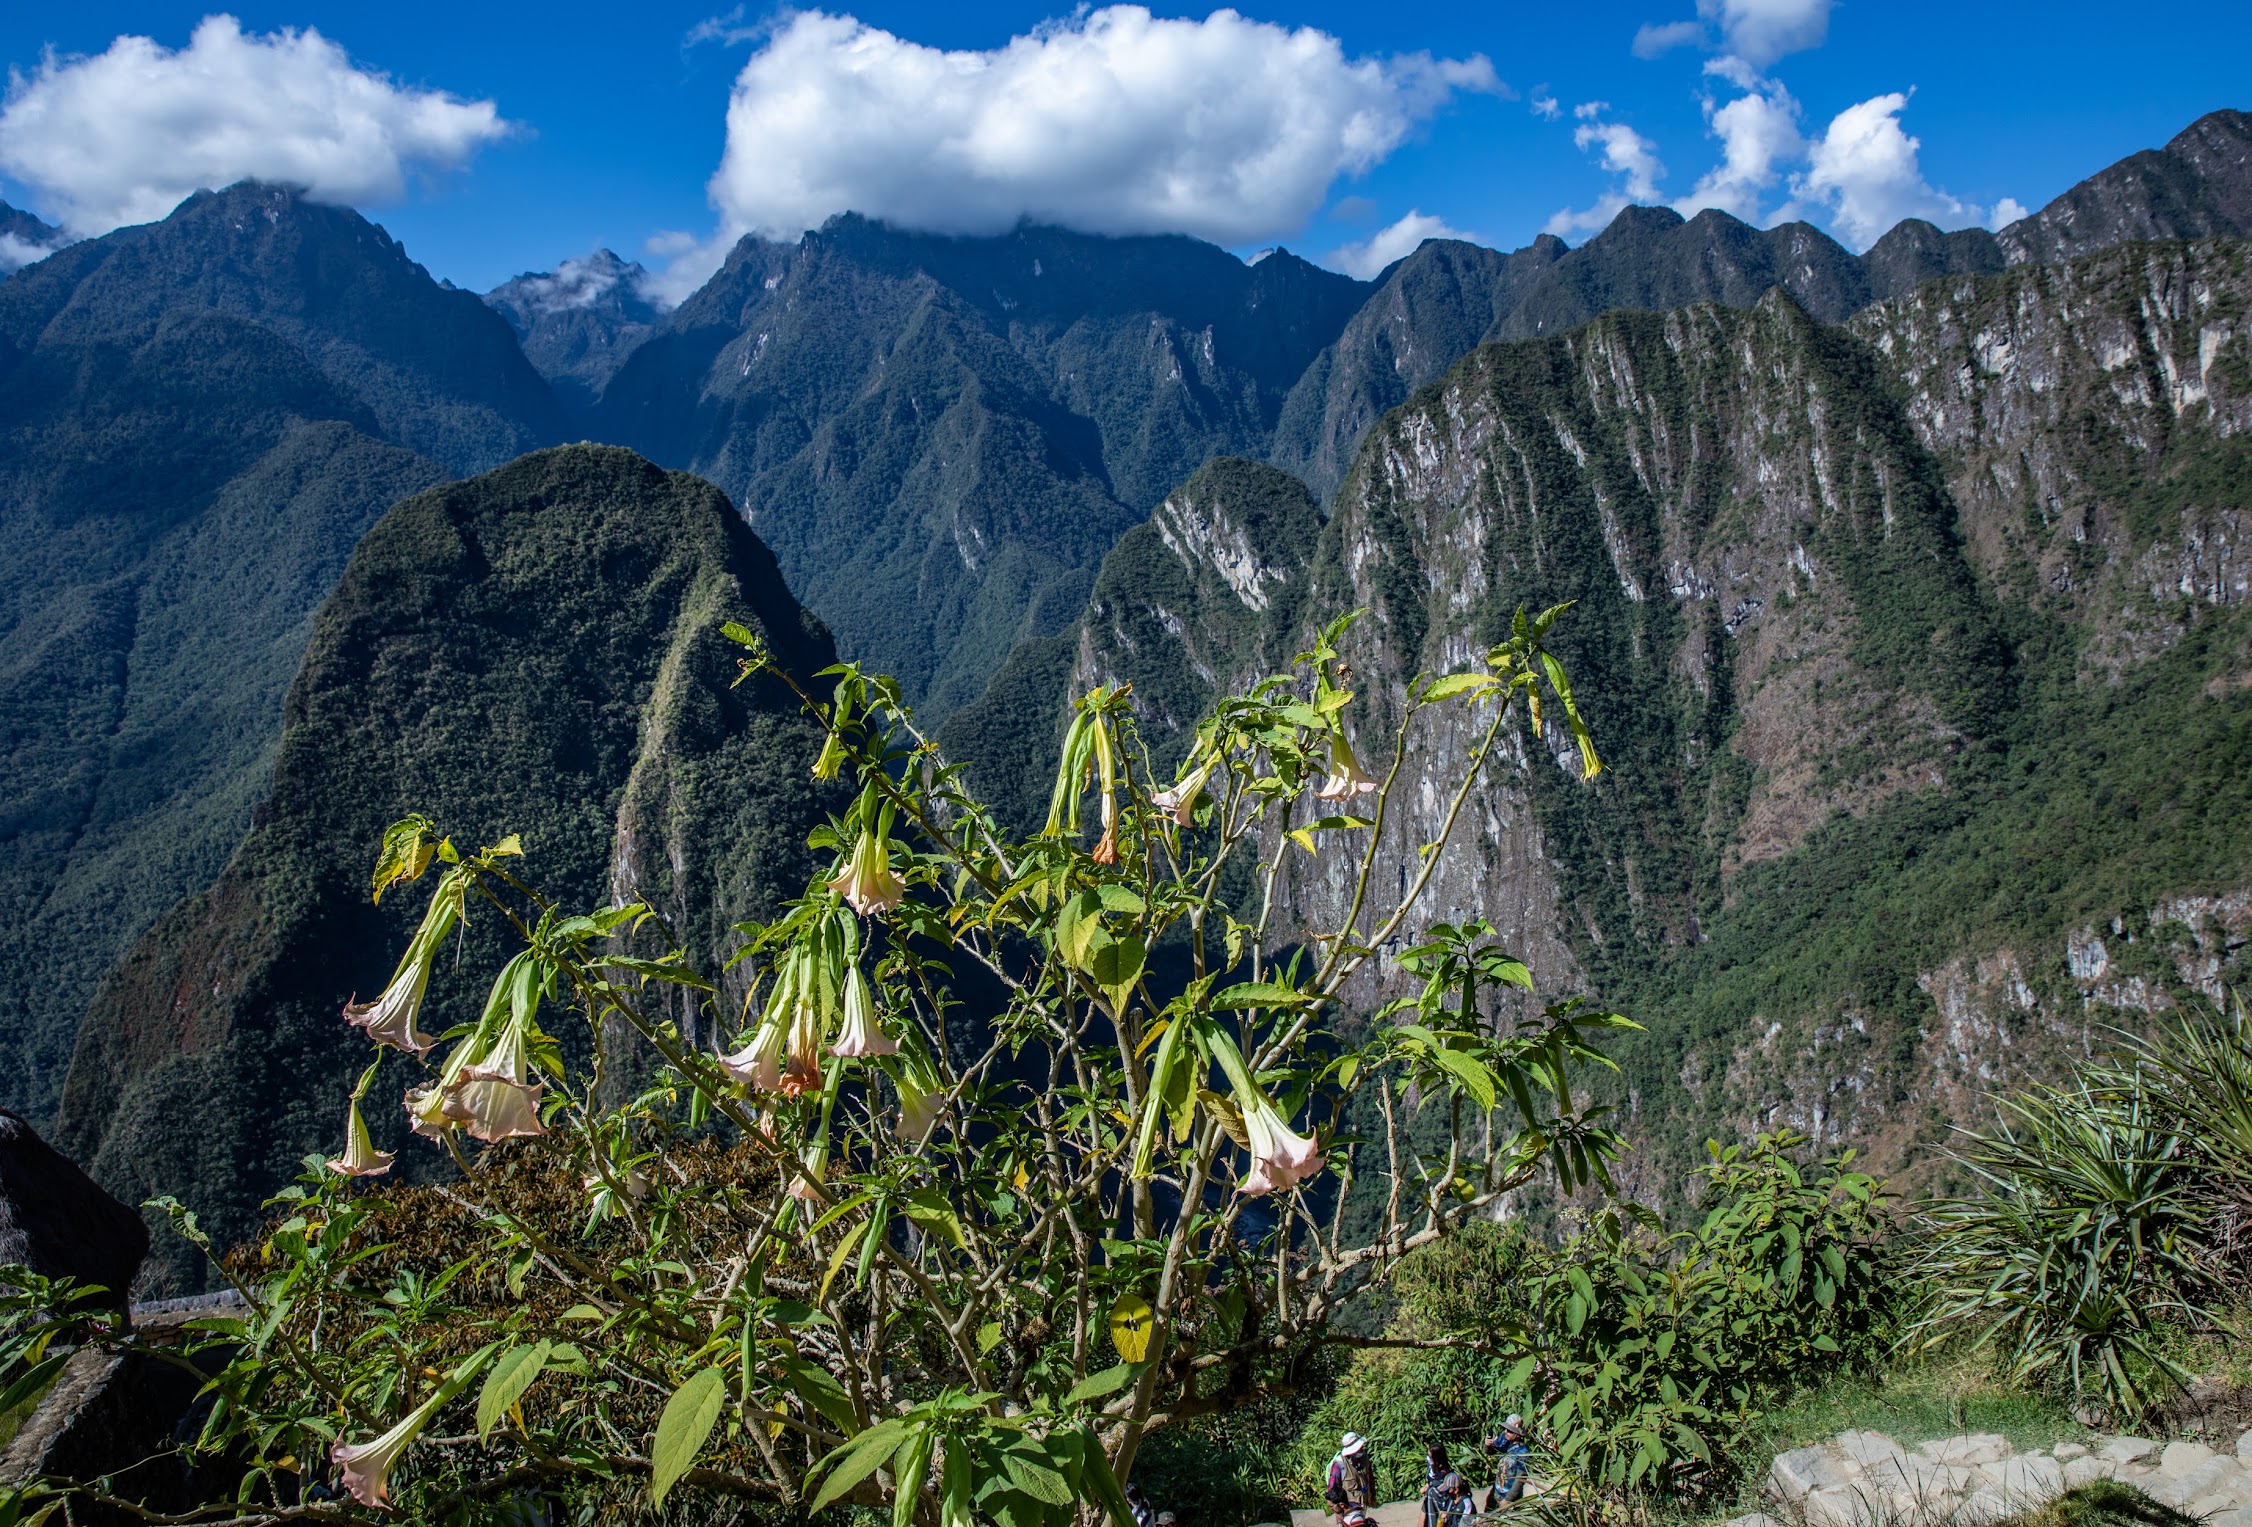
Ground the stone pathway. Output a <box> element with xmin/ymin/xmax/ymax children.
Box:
<box><xmin>1736</xmin><ymin>1427</ymin><xmax>2252</xmax><ymax>1527</ymax></box>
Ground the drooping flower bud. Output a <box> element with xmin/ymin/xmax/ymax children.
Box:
<box><xmin>779</xmin><ymin>1001</ymin><xmax>824</xmax><ymax>1096</ymax></box>
<box><xmin>831</xmin><ymin>965</ymin><xmax>896</xmax><ymax>1057</ymax></box>
<box><xmin>719</xmin><ymin>1014</ymin><xmax>787</xmax><ymax>1092</ymax></box>
<box><xmin>330</xmin><ymin>1348</ymin><xmax>492</xmax><ymax>1509</ymax></box>
<box><xmin>327</xmin><ymin>1096</ymin><xmax>395</xmax><ymax>1178</ymax></box>
<box><xmin>1150</xmin><ymin>758</ymin><xmax>1214</xmax><ymax>827</ymax></box>
<box><xmin>342</xmin><ymin>873</ymin><xmax>463</xmax><ymax>1054</ymax></box>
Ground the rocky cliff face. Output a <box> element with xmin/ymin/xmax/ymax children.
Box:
<box><xmin>56</xmin><ymin>446</ymin><xmax>833</xmax><ymax>1288</ymax></box>
<box><xmin>953</xmin><ymin>236</ymin><xmax>2252</xmax><ymax>1202</ymax></box>
<box><xmin>1998</xmin><ymin>110</ymin><xmax>2252</xmax><ymax>265</ymax></box>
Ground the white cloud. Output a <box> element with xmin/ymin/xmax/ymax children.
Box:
<box><xmin>1327</xmin><ymin>209</ymin><xmax>1474</xmax><ymax>278</ymax></box>
<box><xmin>1632</xmin><ymin>21</ymin><xmax>1706</xmax><ymax>59</ymax></box>
<box><xmin>1697</xmin><ymin>0</ymin><xmax>1832</xmax><ymax>66</ymax></box>
<box><xmin>1546</xmin><ymin>115</ymin><xmax>1666</xmax><ymax>236</ymax></box>
<box><xmin>1988</xmin><ymin>196</ymin><xmax>2031</xmax><ymax>228</ymax></box>
<box><xmin>1674</xmin><ymin>81</ymin><xmax>1802</xmax><ymax>221</ymax></box>
<box><xmin>0</xmin><ymin>15</ymin><xmax>512</xmax><ymax>236</ymax></box>
<box><xmin>1530</xmin><ymin>90</ymin><xmax>1561</xmax><ymax>121</ymax></box>
<box><xmin>0</xmin><ymin>230</ymin><xmax>65</xmax><ymax>273</ymax></box>
<box><xmin>1631</xmin><ymin>0</ymin><xmax>1829</xmax><ymax>68</ymax></box>
<box><xmin>1789</xmin><ymin>91</ymin><xmax>1977</xmax><ymax>249</ymax></box>
<box><xmin>660</xmin><ymin>6</ymin><xmax>1500</xmax><ymax>298</ymax></box>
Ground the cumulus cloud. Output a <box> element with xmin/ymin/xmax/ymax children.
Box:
<box><xmin>1328</xmin><ymin>209</ymin><xmax>1473</xmax><ymax>278</ymax></box>
<box><xmin>1674</xmin><ymin>79</ymin><xmax>1802</xmax><ymax>220</ymax></box>
<box><xmin>1989</xmin><ymin>196</ymin><xmax>2031</xmax><ymax>228</ymax></box>
<box><xmin>1631</xmin><ymin>0</ymin><xmax>1831</xmax><ymax>69</ymax></box>
<box><xmin>0</xmin><ymin>14</ymin><xmax>513</xmax><ymax>236</ymax></box>
<box><xmin>1632</xmin><ymin>21</ymin><xmax>1705</xmax><ymax>59</ymax></box>
<box><xmin>1788</xmin><ymin>91</ymin><xmax>1982</xmax><ymax>248</ymax></box>
<box><xmin>1546</xmin><ymin>112</ymin><xmax>1667</xmax><ymax>236</ymax></box>
<box><xmin>655</xmin><ymin>6</ymin><xmax>1500</xmax><ymax>297</ymax></box>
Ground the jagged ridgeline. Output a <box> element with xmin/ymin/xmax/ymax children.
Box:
<box><xmin>0</xmin><ymin>183</ymin><xmax>564</xmax><ymax>1125</ymax></box>
<box><xmin>56</xmin><ymin>446</ymin><xmax>835</xmax><ymax>1289</ymax></box>
<box><xmin>948</xmin><ymin>236</ymin><xmax>2252</xmax><ymax>1204</ymax></box>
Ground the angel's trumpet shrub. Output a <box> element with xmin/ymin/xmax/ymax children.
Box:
<box><xmin>827</xmin><ymin>830</ymin><xmax>904</xmax><ymax>916</ymax></box>
<box><xmin>326</xmin><ymin>1096</ymin><xmax>394</xmax><ymax>1178</ymax></box>
<box><xmin>831</xmin><ymin>965</ymin><xmax>895</xmax><ymax>1057</ymax></box>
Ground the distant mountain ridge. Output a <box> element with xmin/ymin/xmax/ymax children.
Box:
<box><xmin>485</xmin><ymin>249</ymin><xmax>664</xmax><ymax>413</ymax></box>
<box><xmin>591</xmin><ymin>215</ymin><xmax>1370</xmax><ymax>714</ymax></box>
<box><xmin>6</xmin><ymin>103</ymin><xmax>2250</xmax><ymax>1188</ymax></box>
<box><xmin>0</xmin><ymin>201</ymin><xmax>64</xmax><ymax>275</ymax></box>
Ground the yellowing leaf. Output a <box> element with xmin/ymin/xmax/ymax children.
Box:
<box><xmin>1109</xmin><ymin>1294</ymin><xmax>1153</xmax><ymax>1363</ymax></box>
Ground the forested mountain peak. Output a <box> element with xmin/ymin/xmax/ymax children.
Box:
<box><xmin>485</xmin><ymin>249</ymin><xmax>664</xmax><ymax>415</ymax></box>
<box><xmin>56</xmin><ymin>444</ymin><xmax>835</xmax><ymax>1289</ymax></box>
<box><xmin>0</xmin><ymin>181</ymin><xmax>562</xmax><ymax>471</ymax></box>
<box><xmin>0</xmin><ymin>201</ymin><xmax>64</xmax><ymax>277</ymax></box>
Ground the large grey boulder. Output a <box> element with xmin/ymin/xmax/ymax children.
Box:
<box><xmin>0</xmin><ymin>1110</ymin><xmax>148</xmax><ymax>1310</ymax></box>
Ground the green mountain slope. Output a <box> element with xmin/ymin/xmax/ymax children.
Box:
<box><xmin>939</xmin><ymin>456</ymin><xmax>1321</xmax><ymax>832</ymax></box>
<box><xmin>942</xmin><ymin>237</ymin><xmax>2252</xmax><ymax>1204</ymax></box>
<box><xmin>56</xmin><ymin>445</ymin><xmax>834</xmax><ymax>1289</ymax></box>
<box><xmin>0</xmin><ymin>183</ymin><xmax>565</xmax><ymax>1124</ymax></box>
<box><xmin>593</xmin><ymin>215</ymin><xmax>1368</xmax><ymax>715</ymax></box>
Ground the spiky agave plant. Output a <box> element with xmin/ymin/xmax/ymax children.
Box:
<box><xmin>1908</xmin><ymin>1061</ymin><xmax>2229</xmax><ymax>1421</ymax></box>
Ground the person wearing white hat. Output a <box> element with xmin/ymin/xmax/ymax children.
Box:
<box><xmin>1325</xmin><ymin>1432</ymin><xmax>1376</xmax><ymax>1525</ymax></box>
<box><xmin>1483</xmin><ymin>1414</ymin><xmax>1531</xmax><ymax>1509</ymax></box>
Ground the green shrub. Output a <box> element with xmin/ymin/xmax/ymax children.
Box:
<box><xmin>1288</xmin><ymin>1132</ymin><xmax>1897</xmax><ymax>1513</ymax></box>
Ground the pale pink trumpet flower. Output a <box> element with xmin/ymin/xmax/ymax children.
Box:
<box><xmin>831</xmin><ymin>965</ymin><xmax>896</xmax><ymax>1058</ymax></box>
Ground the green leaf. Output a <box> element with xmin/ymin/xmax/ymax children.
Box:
<box><xmin>1421</xmin><ymin>672</ymin><xmax>1500</xmax><ymax>701</ymax></box>
<box><xmin>1424</xmin><ymin>1045</ymin><xmax>1498</xmax><ymax>1110</ymax></box>
<box><xmin>597</xmin><ymin>956</ymin><xmax>716</xmax><ymax>991</ymax></box>
<box><xmin>780</xmin><ymin>1358</ymin><xmax>858</xmax><ymax>1432</ymax></box>
<box><xmin>477</xmin><ymin>1341</ymin><xmax>552</xmax><ymax>1440</ymax></box>
<box><xmin>650</xmin><ymin>1368</ymin><xmax>727</xmax><ymax>1507</ymax></box>
<box><xmin>1064</xmin><ymin>1362</ymin><xmax>1135</xmax><ymax>1406</ymax></box>
<box><xmin>807</xmin><ymin>1421</ymin><xmax>909</xmax><ymax>1515</ymax></box>
<box><xmin>720</xmin><ymin>621</ymin><xmax>758</xmax><ymax>646</ymax></box>
<box><xmin>1211</xmin><ymin>981</ymin><xmax>1307</xmax><ymax>1010</ymax></box>
<box><xmin>0</xmin><ymin>1353</ymin><xmax>66</xmax><ymax>1418</ymax></box>
<box><xmin>1086</xmin><ymin>933</ymin><xmax>1146</xmax><ymax>994</ymax></box>
<box><xmin>1001</xmin><ymin>1448</ymin><xmax>1075</xmax><ymax>1506</ymax></box>
<box><xmin>893</xmin><ymin>1430</ymin><xmax>936</xmax><ymax>1527</ymax></box>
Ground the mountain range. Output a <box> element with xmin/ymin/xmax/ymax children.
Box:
<box><xmin>0</xmin><ymin>107</ymin><xmax>2247</xmax><ymax>1268</ymax></box>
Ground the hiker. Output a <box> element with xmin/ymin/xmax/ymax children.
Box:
<box><xmin>1484</xmin><ymin>1414</ymin><xmax>1532</xmax><ymax>1509</ymax></box>
<box><xmin>1125</xmin><ymin>1483</ymin><xmax>1157</xmax><ymax>1527</ymax></box>
<box><xmin>1435</xmin><ymin>1472</ymin><xmax>1475</xmax><ymax>1527</ymax></box>
<box><xmin>1326</xmin><ymin>1432</ymin><xmax>1377</xmax><ymax>1525</ymax></box>
<box><xmin>1421</xmin><ymin>1443</ymin><xmax>1453</xmax><ymax>1527</ymax></box>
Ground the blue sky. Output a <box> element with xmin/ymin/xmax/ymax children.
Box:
<box><xmin>0</xmin><ymin>2</ymin><xmax>2245</xmax><ymax>295</ymax></box>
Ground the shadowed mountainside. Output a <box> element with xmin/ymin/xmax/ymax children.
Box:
<box><xmin>0</xmin><ymin>183</ymin><xmax>561</xmax><ymax>1124</ymax></box>
<box><xmin>56</xmin><ymin>445</ymin><xmax>835</xmax><ymax>1290</ymax></box>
